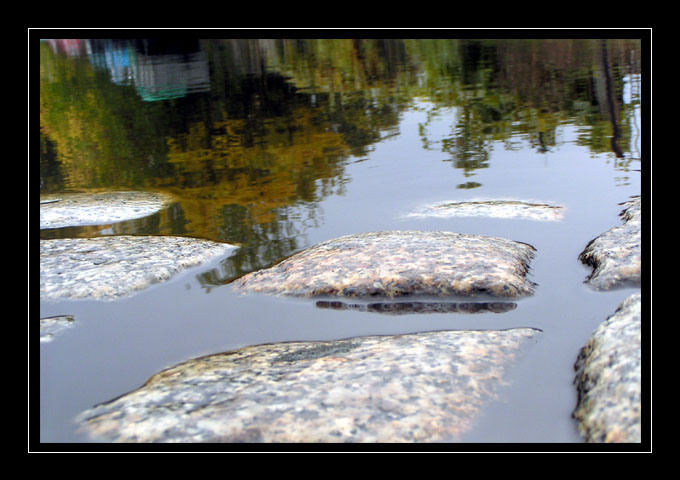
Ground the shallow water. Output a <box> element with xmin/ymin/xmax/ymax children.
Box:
<box><xmin>37</xmin><ymin>38</ymin><xmax>643</xmax><ymax>445</ymax></box>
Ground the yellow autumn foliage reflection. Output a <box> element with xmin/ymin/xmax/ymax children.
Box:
<box><xmin>39</xmin><ymin>38</ymin><xmax>641</xmax><ymax>273</ymax></box>
<box><xmin>163</xmin><ymin>108</ymin><xmax>349</xmax><ymax>237</ymax></box>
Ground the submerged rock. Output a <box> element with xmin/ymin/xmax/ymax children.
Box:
<box><xmin>573</xmin><ymin>293</ymin><xmax>641</xmax><ymax>443</ymax></box>
<box><xmin>40</xmin><ymin>191</ymin><xmax>175</xmax><ymax>229</ymax></box>
<box><xmin>315</xmin><ymin>300</ymin><xmax>516</xmax><ymax>315</ymax></box>
<box><xmin>579</xmin><ymin>196</ymin><xmax>641</xmax><ymax>290</ymax></box>
<box><xmin>40</xmin><ymin>315</ymin><xmax>75</xmax><ymax>343</ymax></box>
<box><xmin>233</xmin><ymin>231</ymin><xmax>536</xmax><ymax>299</ymax></box>
<box><xmin>406</xmin><ymin>200</ymin><xmax>564</xmax><ymax>222</ymax></box>
<box><xmin>40</xmin><ymin>236</ymin><xmax>236</xmax><ymax>301</ymax></box>
<box><xmin>77</xmin><ymin>327</ymin><xmax>541</xmax><ymax>443</ymax></box>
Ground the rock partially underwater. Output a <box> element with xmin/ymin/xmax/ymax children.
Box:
<box><xmin>40</xmin><ymin>315</ymin><xmax>75</xmax><ymax>343</ymax></box>
<box><xmin>233</xmin><ymin>231</ymin><xmax>536</xmax><ymax>299</ymax></box>
<box><xmin>77</xmin><ymin>327</ymin><xmax>541</xmax><ymax>443</ymax></box>
<box><xmin>40</xmin><ymin>191</ymin><xmax>175</xmax><ymax>229</ymax></box>
<box><xmin>406</xmin><ymin>200</ymin><xmax>564</xmax><ymax>222</ymax></box>
<box><xmin>316</xmin><ymin>300</ymin><xmax>517</xmax><ymax>315</ymax></box>
<box><xmin>573</xmin><ymin>293</ymin><xmax>641</xmax><ymax>443</ymax></box>
<box><xmin>579</xmin><ymin>196</ymin><xmax>641</xmax><ymax>290</ymax></box>
<box><xmin>40</xmin><ymin>236</ymin><xmax>236</xmax><ymax>301</ymax></box>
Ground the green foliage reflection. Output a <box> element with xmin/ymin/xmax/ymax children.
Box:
<box><xmin>39</xmin><ymin>38</ymin><xmax>641</xmax><ymax>277</ymax></box>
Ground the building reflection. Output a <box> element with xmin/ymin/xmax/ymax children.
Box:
<box><xmin>47</xmin><ymin>38</ymin><xmax>210</xmax><ymax>101</ymax></box>
<box><xmin>86</xmin><ymin>39</ymin><xmax>132</xmax><ymax>85</ymax></box>
<box><xmin>40</xmin><ymin>38</ymin><xmax>642</xmax><ymax>286</ymax></box>
<box><xmin>47</xmin><ymin>38</ymin><xmax>84</xmax><ymax>57</ymax></box>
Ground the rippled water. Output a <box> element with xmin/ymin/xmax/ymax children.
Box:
<box><xmin>37</xmin><ymin>37</ymin><xmax>644</xmax><ymax>445</ymax></box>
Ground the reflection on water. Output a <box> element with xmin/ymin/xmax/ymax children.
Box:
<box><xmin>50</xmin><ymin>39</ymin><xmax>211</xmax><ymax>101</ymax></box>
<box><xmin>38</xmin><ymin>36</ymin><xmax>644</xmax><ymax>444</ymax></box>
<box><xmin>40</xmin><ymin>38</ymin><xmax>641</xmax><ymax>276</ymax></box>
<box><xmin>316</xmin><ymin>300</ymin><xmax>517</xmax><ymax>315</ymax></box>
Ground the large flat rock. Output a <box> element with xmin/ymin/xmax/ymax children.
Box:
<box><xmin>77</xmin><ymin>327</ymin><xmax>541</xmax><ymax>443</ymax></box>
<box><xmin>573</xmin><ymin>293</ymin><xmax>641</xmax><ymax>443</ymax></box>
<box><xmin>233</xmin><ymin>231</ymin><xmax>536</xmax><ymax>299</ymax></box>
<box><xmin>579</xmin><ymin>196</ymin><xmax>641</xmax><ymax>290</ymax></box>
<box><xmin>406</xmin><ymin>200</ymin><xmax>564</xmax><ymax>222</ymax></box>
<box><xmin>40</xmin><ymin>191</ymin><xmax>175</xmax><ymax>229</ymax></box>
<box><xmin>40</xmin><ymin>236</ymin><xmax>236</xmax><ymax>301</ymax></box>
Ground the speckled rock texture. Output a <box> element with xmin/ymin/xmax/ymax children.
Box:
<box><xmin>40</xmin><ymin>236</ymin><xmax>235</xmax><ymax>301</ymax></box>
<box><xmin>233</xmin><ymin>231</ymin><xmax>536</xmax><ymax>299</ymax></box>
<box><xmin>573</xmin><ymin>293</ymin><xmax>641</xmax><ymax>443</ymax></box>
<box><xmin>40</xmin><ymin>315</ymin><xmax>75</xmax><ymax>343</ymax></box>
<box><xmin>40</xmin><ymin>191</ymin><xmax>174</xmax><ymax>229</ymax></box>
<box><xmin>579</xmin><ymin>196</ymin><xmax>641</xmax><ymax>290</ymax></box>
<box><xmin>406</xmin><ymin>200</ymin><xmax>564</xmax><ymax>222</ymax></box>
<box><xmin>77</xmin><ymin>328</ymin><xmax>541</xmax><ymax>443</ymax></box>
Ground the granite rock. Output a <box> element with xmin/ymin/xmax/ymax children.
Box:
<box><xmin>406</xmin><ymin>200</ymin><xmax>564</xmax><ymax>222</ymax></box>
<box><xmin>233</xmin><ymin>231</ymin><xmax>536</xmax><ymax>299</ymax></box>
<box><xmin>579</xmin><ymin>196</ymin><xmax>641</xmax><ymax>290</ymax></box>
<box><xmin>40</xmin><ymin>236</ymin><xmax>235</xmax><ymax>301</ymax></box>
<box><xmin>77</xmin><ymin>327</ymin><xmax>541</xmax><ymax>443</ymax></box>
<box><xmin>40</xmin><ymin>191</ymin><xmax>175</xmax><ymax>229</ymax></box>
<box><xmin>573</xmin><ymin>293</ymin><xmax>641</xmax><ymax>443</ymax></box>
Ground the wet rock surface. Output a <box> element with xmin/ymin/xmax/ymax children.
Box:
<box><xmin>77</xmin><ymin>327</ymin><xmax>541</xmax><ymax>443</ymax></box>
<box><xmin>39</xmin><ymin>189</ymin><xmax>644</xmax><ymax>444</ymax></box>
<box><xmin>40</xmin><ymin>236</ymin><xmax>236</xmax><ymax>301</ymax></box>
<box><xmin>40</xmin><ymin>191</ymin><xmax>175</xmax><ymax>229</ymax></box>
<box><xmin>406</xmin><ymin>200</ymin><xmax>564</xmax><ymax>222</ymax></box>
<box><xmin>233</xmin><ymin>231</ymin><xmax>536</xmax><ymax>299</ymax></box>
<box><xmin>579</xmin><ymin>196</ymin><xmax>641</xmax><ymax>290</ymax></box>
<box><xmin>573</xmin><ymin>293</ymin><xmax>641</xmax><ymax>443</ymax></box>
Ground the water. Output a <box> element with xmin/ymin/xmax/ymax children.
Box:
<box><xmin>37</xmin><ymin>38</ymin><xmax>643</xmax><ymax>444</ymax></box>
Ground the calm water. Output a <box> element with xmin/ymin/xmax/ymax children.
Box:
<box><xmin>37</xmin><ymin>38</ymin><xmax>643</xmax><ymax>445</ymax></box>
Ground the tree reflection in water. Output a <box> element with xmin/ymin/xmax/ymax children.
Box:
<box><xmin>40</xmin><ymin>38</ymin><xmax>641</xmax><ymax>284</ymax></box>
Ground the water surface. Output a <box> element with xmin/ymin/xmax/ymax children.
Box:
<box><xmin>38</xmin><ymin>38</ymin><xmax>643</xmax><ymax>444</ymax></box>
